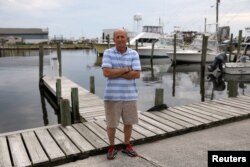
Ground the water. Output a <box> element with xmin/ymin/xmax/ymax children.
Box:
<box><xmin>1</xmin><ymin>49</ymin><xmax>250</xmax><ymax>133</ymax></box>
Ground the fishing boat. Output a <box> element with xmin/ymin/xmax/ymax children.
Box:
<box><xmin>136</xmin><ymin>36</ymin><xmax>183</xmax><ymax>58</ymax></box>
<box><xmin>223</xmin><ymin>28</ymin><xmax>250</xmax><ymax>74</ymax></box>
<box><xmin>166</xmin><ymin>34</ymin><xmax>219</xmax><ymax>63</ymax></box>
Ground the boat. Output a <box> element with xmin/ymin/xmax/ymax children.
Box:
<box><xmin>223</xmin><ymin>28</ymin><xmax>250</xmax><ymax>74</ymax></box>
<box><xmin>166</xmin><ymin>34</ymin><xmax>219</xmax><ymax>63</ymax></box>
<box><xmin>136</xmin><ymin>36</ymin><xmax>184</xmax><ymax>58</ymax></box>
<box><xmin>223</xmin><ymin>62</ymin><xmax>250</xmax><ymax>74</ymax></box>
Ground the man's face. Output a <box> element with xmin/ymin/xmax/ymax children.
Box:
<box><xmin>113</xmin><ymin>30</ymin><xmax>128</xmax><ymax>49</ymax></box>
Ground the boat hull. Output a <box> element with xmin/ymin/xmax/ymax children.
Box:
<box><xmin>168</xmin><ymin>50</ymin><xmax>217</xmax><ymax>63</ymax></box>
<box><xmin>223</xmin><ymin>62</ymin><xmax>250</xmax><ymax>74</ymax></box>
<box><xmin>137</xmin><ymin>47</ymin><xmax>171</xmax><ymax>58</ymax></box>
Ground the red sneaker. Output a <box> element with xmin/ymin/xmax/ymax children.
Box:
<box><xmin>107</xmin><ymin>146</ymin><xmax>118</xmax><ymax>160</ymax></box>
<box><xmin>122</xmin><ymin>144</ymin><xmax>138</xmax><ymax>157</ymax></box>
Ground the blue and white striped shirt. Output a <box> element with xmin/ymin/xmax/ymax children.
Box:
<box><xmin>102</xmin><ymin>47</ymin><xmax>141</xmax><ymax>101</ymax></box>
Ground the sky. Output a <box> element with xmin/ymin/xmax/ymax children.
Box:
<box><xmin>0</xmin><ymin>0</ymin><xmax>250</xmax><ymax>39</ymax></box>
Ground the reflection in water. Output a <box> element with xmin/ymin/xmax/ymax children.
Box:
<box><xmin>39</xmin><ymin>85</ymin><xmax>49</xmax><ymax>126</ymax></box>
<box><xmin>39</xmin><ymin>84</ymin><xmax>60</xmax><ymax>125</ymax></box>
<box><xmin>140</xmin><ymin>58</ymin><xmax>172</xmax><ymax>83</ymax></box>
<box><xmin>200</xmin><ymin>65</ymin><xmax>205</xmax><ymax>102</ymax></box>
<box><xmin>0</xmin><ymin>49</ymin><xmax>51</xmax><ymax>57</ymax></box>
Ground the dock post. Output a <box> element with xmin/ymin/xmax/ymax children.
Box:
<box><xmin>56</xmin><ymin>78</ymin><xmax>62</xmax><ymax>105</ymax></box>
<box><xmin>201</xmin><ymin>34</ymin><xmax>208</xmax><ymax>70</ymax></box>
<box><xmin>135</xmin><ymin>40</ymin><xmax>138</xmax><ymax>51</ymax></box>
<box><xmin>60</xmin><ymin>99</ymin><xmax>71</xmax><ymax>126</ymax></box>
<box><xmin>39</xmin><ymin>44</ymin><xmax>44</xmax><ymax>79</ymax></box>
<box><xmin>71</xmin><ymin>87</ymin><xmax>80</xmax><ymax>123</ymax></box>
<box><xmin>236</xmin><ymin>30</ymin><xmax>242</xmax><ymax>61</ymax></box>
<box><xmin>173</xmin><ymin>34</ymin><xmax>177</xmax><ymax>66</ymax></box>
<box><xmin>57</xmin><ymin>43</ymin><xmax>62</xmax><ymax>77</ymax></box>
<box><xmin>90</xmin><ymin>76</ymin><xmax>95</xmax><ymax>94</ymax></box>
<box><xmin>155</xmin><ymin>88</ymin><xmax>164</xmax><ymax>106</ymax></box>
<box><xmin>229</xmin><ymin>33</ymin><xmax>233</xmax><ymax>62</ymax></box>
<box><xmin>150</xmin><ymin>41</ymin><xmax>155</xmax><ymax>64</ymax></box>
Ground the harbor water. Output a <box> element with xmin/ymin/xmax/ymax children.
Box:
<box><xmin>0</xmin><ymin>49</ymin><xmax>250</xmax><ymax>133</ymax></box>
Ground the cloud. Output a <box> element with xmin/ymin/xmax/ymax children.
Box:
<box><xmin>0</xmin><ymin>0</ymin><xmax>63</xmax><ymax>11</ymax></box>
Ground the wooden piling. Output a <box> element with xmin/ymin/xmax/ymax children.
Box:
<box><xmin>155</xmin><ymin>88</ymin><xmax>164</xmax><ymax>106</ymax></box>
<box><xmin>39</xmin><ymin>44</ymin><xmax>44</xmax><ymax>79</ymax></box>
<box><xmin>135</xmin><ymin>40</ymin><xmax>138</xmax><ymax>51</ymax></box>
<box><xmin>236</xmin><ymin>30</ymin><xmax>242</xmax><ymax>61</ymax></box>
<box><xmin>173</xmin><ymin>34</ymin><xmax>177</xmax><ymax>66</ymax></box>
<box><xmin>57</xmin><ymin>43</ymin><xmax>62</xmax><ymax>77</ymax></box>
<box><xmin>150</xmin><ymin>41</ymin><xmax>155</xmax><ymax>65</ymax></box>
<box><xmin>71</xmin><ymin>87</ymin><xmax>80</xmax><ymax>123</ymax></box>
<box><xmin>201</xmin><ymin>34</ymin><xmax>208</xmax><ymax>70</ymax></box>
<box><xmin>60</xmin><ymin>99</ymin><xmax>71</xmax><ymax>126</ymax></box>
<box><xmin>90</xmin><ymin>76</ymin><xmax>95</xmax><ymax>94</ymax></box>
<box><xmin>56</xmin><ymin>78</ymin><xmax>62</xmax><ymax>105</ymax></box>
<box><xmin>128</xmin><ymin>37</ymin><xmax>130</xmax><ymax>48</ymax></box>
<box><xmin>229</xmin><ymin>33</ymin><xmax>233</xmax><ymax>62</ymax></box>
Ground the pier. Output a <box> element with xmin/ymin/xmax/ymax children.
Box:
<box><xmin>1</xmin><ymin>75</ymin><xmax>250</xmax><ymax>166</ymax></box>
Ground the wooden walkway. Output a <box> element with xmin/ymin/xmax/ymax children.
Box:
<box><xmin>42</xmin><ymin>76</ymin><xmax>105</xmax><ymax>122</ymax></box>
<box><xmin>1</xmin><ymin>76</ymin><xmax>250</xmax><ymax>166</ymax></box>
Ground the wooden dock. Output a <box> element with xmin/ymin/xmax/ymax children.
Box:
<box><xmin>42</xmin><ymin>76</ymin><xmax>105</xmax><ymax>122</ymax></box>
<box><xmin>1</xmin><ymin>76</ymin><xmax>250</xmax><ymax>166</ymax></box>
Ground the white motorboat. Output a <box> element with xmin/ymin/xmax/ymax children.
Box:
<box><xmin>136</xmin><ymin>37</ymin><xmax>183</xmax><ymax>58</ymax></box>
<box><xmin>167</xmin><ymin>34</ymin><xmax>219</xmax><ymax>63</ymax></box>
<box><xmin>223</xmin><ymin>62</ymin><xmax>250</xmax><ymax>74</ymax></box>
<box><xmin>130</xmin><ymin>25</ymin><xmax>184</xmax><ymax>58</ymax></box>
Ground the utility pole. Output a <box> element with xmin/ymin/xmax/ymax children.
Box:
<box><xmin>216</xmin><ymin>0</ymin><xmax>220</xmax><ymax>33</ymax></box>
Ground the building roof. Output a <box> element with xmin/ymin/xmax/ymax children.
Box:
<box><xmin>0</xmin><ymin>28</ymin><xmax>48</xmax><ymax>35</ymax></box>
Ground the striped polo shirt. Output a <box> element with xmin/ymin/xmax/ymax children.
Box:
<box><xmin>102</xmin><ymin>47</ymin><xmax>141</xmax><ymax>101</ymax></box>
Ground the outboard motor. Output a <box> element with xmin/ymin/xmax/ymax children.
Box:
<box><xmin>207</xmin><ymin>53</ymin><xmax>227</xmax><ymax>72</ymax></box>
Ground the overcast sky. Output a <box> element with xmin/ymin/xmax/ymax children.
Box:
<box><xmin>0</xmin><ymin>0</ymin><xmax>249</xmax><ymax>39</ymax></box>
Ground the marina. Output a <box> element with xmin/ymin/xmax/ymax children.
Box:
<box><xmin>1</xmin><ymin>49</ymin><xmax>250</xmax><ymax>133</ymax></box>
<box><xmin>1</xmin><ymin>0</ymin><xmax>250</xmax><ymax>166</ymax></box>
<box><xmin>1</xmin><ymin>73</ymin><xmax>250</xmax><ymax>166</ymax></box>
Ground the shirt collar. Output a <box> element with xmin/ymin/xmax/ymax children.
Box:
<box><xmin>113</xmin><ymin>47</ymin><xmax>130</xmax><ymax>55</ymax></box>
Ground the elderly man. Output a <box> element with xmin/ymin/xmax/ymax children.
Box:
<box><xmin>101</xmin><ymin>28</ymin><xmax>141</xmax><ymax>160</ymax></box>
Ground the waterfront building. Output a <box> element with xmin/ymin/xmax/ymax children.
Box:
<box><xmin>0</xmin><ymin>28</ymin><xmax>49</xmax><ymax>44</ymax></box>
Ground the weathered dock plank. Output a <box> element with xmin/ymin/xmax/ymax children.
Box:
<box><xmin>35</xmin><ymin>129</ymin><xmax>65</xmax><ymax>162</ymax></box>
<box><xmin>153</xmin><ymin>111</ymin><xmax>194</xmax><ymax>128</ymax></box>
<box><xmin>189</xmin><ymin>103</ymin><xmax>236</xmax><ymax>117</ymax></box>
<box><xmin>166</xmin><ymin>108</ymin><xmax>203</xmax><ymax>126</ymax></box>
<box><xmin>137</xmin><ymin>118</ymin><xmax>165</xmax><ymax>135</ymax></box>
<box><xmin>60</xmin><ymin>125</ymin><xmax>95</xmax><ymax>153</ymax></box>
<box><xmin>117</xmin><ymin>122</ymin><xmax>145</xmax><ymax>140</ymax></box>
<box><xmin>142</xmin><ymin>112</ymin><xmax>184</xmax><ymax>130</ymax></box>
<box><xmin>139</xmin><ymin>114</ymin><xmax>175</xmax><ymax>132</ymax></box>
<box><xmin>22</xmin><ymin>131</ymin><xmax>49</xmax><ymax>166</ymax></box>
<box><xmin>8</xmin><ymin>134</ymin><xmax>32</xmax><ymax>167</ymax></box>
<box><xmin>48</xmin><ymin>127</ymin><xmax>81</xmax><ymax>158</ymax></box>
<box><xmin>95</xmin><ymin>120</ymin><xmax>124</xmax><ymax>142</ymax></box>
<box><xmin>0</xmin><ymin>136</ymin><xmax>12</xmax><ymax>167</ymax></box>
<box><xmin>84</xmin><ymin>121</ymin><xmax>121</xmax><ymax>145</ymax></box>
<box><xmin>73</xmin><ymin>123</ymin><xmax>108</xmax><ymax>149</ymax></box>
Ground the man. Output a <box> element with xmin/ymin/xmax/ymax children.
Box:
<box><xmin>101</xmin><ymin>28</ymin><xmax>141</xmax><ymax>160</ymax></box>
